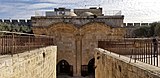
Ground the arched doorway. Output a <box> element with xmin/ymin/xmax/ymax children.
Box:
<box><xmin>88</xmin><ymin>58</ymin><xmax>95</xmax><ymax>75</ymax></box>
<box><xmin>57</xmin><ymin>60</ymin><xmax>73</xmax><ymax>76</ymax></box>
<box><xmin>81</xmin><ymin>58</ymin><xmax>95</xmax><ymax>77</ymax></box>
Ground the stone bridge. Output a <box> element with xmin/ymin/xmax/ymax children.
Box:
<box><xmin>0</xmin><ymin>46</ymin><xmax>160</xmax><ymax>78</ymax></box>
<box><xmin>0</xmin><ymin>31</ymin><xmax>160</xmax><ymax>78</ymax></box>
<box><xmin>0</xmin><ymin>45</ymin><xmax>160</xmax><ymax>78</ymax></box>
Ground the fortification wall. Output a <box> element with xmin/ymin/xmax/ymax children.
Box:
<box><xmin>31</xmin><ymin>16</ymin><xmax>124</xmax><ymax>27</ymax></box>
<box><xmin>0</xmin><ymin>46</ymin><xmax>57</xmax><ymax>78</ymax></box>
<box><xmin>95</xmin><ymin>48</ymin><xmax>160</xmax><ymax>78</ymax></box>
<box><xmin>0</xmin><ymin>19</ymin><xmax>32</xmax><ymax>26</ymax></box>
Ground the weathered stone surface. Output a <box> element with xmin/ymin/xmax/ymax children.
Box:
<box><xmin>0</xmin><ymin>46</ymin><xmax>57</xmax><ymax>78</ymax></box>
<box><xmin>33</xmin><ymin>22</ymin><xmax>125</xmax><ymax>76</ymax></box>
<box><xmin>31</xmin><ymin>16</ymin><xmax>124</xmax><ymax>27</ymax></box>
<box><xmin>95</xmin><ymin>48</ymin><xmax>160</xmax><ymax>78</ymax></box>
<box><xmin>32</xmin><ymin>15</ymin><xmax>126</xmax><ymax>76</ymax></box>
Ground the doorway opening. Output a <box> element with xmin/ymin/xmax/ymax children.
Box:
<box><xmin>57</xmin><ymin>60</ymin><xmax>73</xmax><ymax>76</ymax></box>
<box><xmin>88</xmin><ymin>58</ymin><xmax>95</xmax><ymax>75</ymax></box>
<box><xmin>81</xmin><ymin>58</ymin><xmax>95</xmax><ymax>77</ymax></box>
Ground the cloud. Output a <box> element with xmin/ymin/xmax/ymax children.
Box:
<box><xmin>101</xmin><ymin>0</ymin><xmax>160</xmax><ymax>22</ymax></box>
<box><xmin>1</xmin><ymin>0</ymin><xmax>160</xmax><ymax>22</ymax></box>
<box><xmin>0</xmin><ymin>1</ymin><xmax>59</xmax><ymax>18</ymax></box>
<box><xmin>37</xmin><ymin>0</ymin><xmax>83</xmax><ymax>3</ymax></box>
<box><xmin>27</xmin><ymin>3</ymin><xmax>58</xmax><ymax>10</ymax></box>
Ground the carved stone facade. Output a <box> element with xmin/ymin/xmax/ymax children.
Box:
<box><xmin>31</xmin><ymin>15</ymin><xmax>125</xmax><ymax>76</ymax></box>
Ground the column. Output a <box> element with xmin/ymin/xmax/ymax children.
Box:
<box><xmin>75</xmin><ymin>33</ymin><xmax>82</xmax><ymax>76</ymax></box>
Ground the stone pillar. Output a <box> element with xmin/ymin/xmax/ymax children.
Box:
<box><xmin>74</xmin><ymin>33</ymin><xmax>82</xmax><ymax>76</ymax></box>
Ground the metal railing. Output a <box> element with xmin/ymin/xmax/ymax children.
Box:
<box><xmin>0</xmin><ymin>31</ymin><xmax>54</xmax><ymax>55</ymax></box>
<box><xmin>98</xmin><ymin>38</ymin><xmax>159</xmax><ymax>67</ymax></box>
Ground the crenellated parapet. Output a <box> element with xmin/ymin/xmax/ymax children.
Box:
<box><xmin>0</xmin><ymin>19</ymin><xmax>32</xmax><ymax>26</ymax></box>
<box><xmin>123</xmin><ymin>22</ymin><xmax>151</xmax><ymax>28</ymax></box>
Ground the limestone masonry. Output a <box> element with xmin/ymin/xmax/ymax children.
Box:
<box><xmin>0</xmin><ymin>46</ymin><xmax>57</xmax><ymax>78</ymax></box>
<box><xmin>31</xmin><ymin>7</ymin><xmax>125</xmax><ymax>76</ymax></box>
<box><xmin>95</xmin><ymin>48</ymin><xmax>160</xmax><ymax>78</ymax></box>
<box><xmin>0</xmin><ymin>7</ymin><xmax>159</xmax><ymax>78</ymax></box>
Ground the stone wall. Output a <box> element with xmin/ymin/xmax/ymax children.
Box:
<box><xmin>32</xmin><ymin>22</ymin><xmax>126</xmax><ymax>76</ymax></box>
<box><xmin>95</xmin><ymin>48</ymin><xmax>160</xmax><ymax>78</ymax></box>
<box><xmin>31</xmin><ymin>16</ymin><xmax>124</xmax><ymax>27</ymax></box>
<box><xmin>0</xmin><ymin>46</ymin><xmax>57</xmax><ymax>78</ymax></box>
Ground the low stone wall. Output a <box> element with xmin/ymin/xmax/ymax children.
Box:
<box><xmin>95</xmin><ymin>48</ymin><xmax>160</xmax><ymax>78</ymax></box>
<box><xmin>0</xmin><ymin>46</ymin><xmax>57</xmax><ymax>78</ymax></box>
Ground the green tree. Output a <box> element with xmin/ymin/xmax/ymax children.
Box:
<box><xmin>133</xmin><ymin>26</ymin><xmax>151</xmax><ymax>37</ymax></box>
<box><xmin>0</xmin><ymin>23</ymin><xmax>10</xmax><ymax>31</ymax></box>
<box><xmin>151</xmin><ymin>22</ymin><xmax>160</xmax><ymax>36</ymax></box>
<box><xmin>0</xmin><ymin>22</ymin><xmax>32</xmax><ymax>33</ymax></box>
<box><xmin>20</xmin><ymin>25</ymin><xmax>32</xmax><ymax>33</ymax></box>
<box><xmin>133</xmin><ymin>22</ymin><xmax>160</xmax><ymax>38</ymax></box>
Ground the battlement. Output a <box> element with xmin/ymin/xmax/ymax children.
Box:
<box><xmin>123</xmin><ymin>23</ymin><xmax>151</xmax><ymax>28</ymax></box>
<box><xmin>0</xmin><ymin>19</ymin><xmax>32</xmax><ymax>26</ymax></box>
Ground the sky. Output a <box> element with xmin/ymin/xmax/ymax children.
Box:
<box><xmin>0</xmin><ymin>0</ymin><xmax>160</xmax><ymax>23</ymax></box>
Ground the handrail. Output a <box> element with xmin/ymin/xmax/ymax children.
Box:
<box><xmin>98</xmin><ymin>38</ymin><xmax>159</xmax><ymax>67</ymax></box>
<box><xmin>0</xmin><ymin>31</ymin><xmax>54</xmax><ymax>55</ymax></box>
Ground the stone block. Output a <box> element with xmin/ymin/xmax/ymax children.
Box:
<box><xmin>95</xmin><ymin>48</ymin><xmax>160</xmax><ymax>78</ymax></box>
<box><xmin>0</xmin><ymin>46</ymin><xmax>57</xmax><ymax>78</ymax></box>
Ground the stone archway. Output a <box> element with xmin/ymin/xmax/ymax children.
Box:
<box><xmin>57</xmin><ymin>60</ymin><xmax>73</xmax><ymax>76</ymax></box>
<box><xmin>80</xmin><ymin>22</ymin><xmax>111</xmax><ymax>65</ymax></box>
<box><xmin>81</xmin><ymin>58</ymin><xmax>95</xmax><ymax>77</ymax></box>
<box><xmin>88</xmin><ymin>58</ymin><xmax>95</xmax><ymax>74</ymax></box>
<box><xmin>88</xmin><ymin>58</ymin><xmax>95</xmax><ymax>76</ymax></box>
<box><xmin>32</xmin><ymin>22</ymin><xmax>125</xmax><ymax>77</ymax></box>
<box><xmin>48</xmin><ymin>23</ymin><xmax>77</xmax><ymax>76</ymax></box>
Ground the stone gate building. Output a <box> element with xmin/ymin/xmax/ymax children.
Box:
<box><xmin>31</xmin><ymin>7</ymin><xmax>126</xmax><ymax>77</ymax></box>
